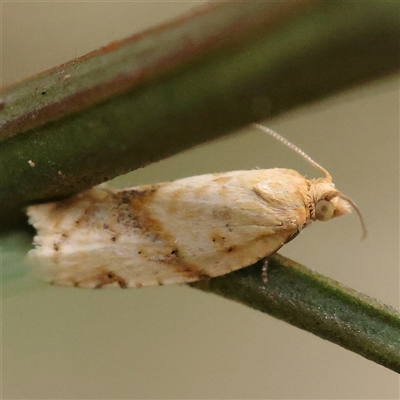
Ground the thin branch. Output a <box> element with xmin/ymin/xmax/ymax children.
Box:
<box><xmin>190</xmin><ymin>254</ymin><xmax>400</xmax><ymax>373</ymax></box>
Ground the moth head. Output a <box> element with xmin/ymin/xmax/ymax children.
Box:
<box><xmin>315</xmin><ymin>196</ymin><xmax>349</xmax><ymax>221</ymax></box>
<box><xmin>310</xmin><ymin>179</ymin><xmax>351</xmax><ymax>216</ymax></box>
<box><xmin>311</xmin><ymin>181</ymin><xmax>366</xmax><ymax>239</ymax></box>
<box><xmin>252</xmin><ymin>123</ymin><xmax>367</xmax><ymax>239</ymax></box>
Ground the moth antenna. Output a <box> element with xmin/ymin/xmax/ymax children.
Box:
<box><xmin>252</xmin><ymin>123</ymin><xmax>332</xmax><ymax>181</ymax></box>
<box><xmin>337</xmin><ymin>193</ymin><xmax>367</xmax><ymax>240</ymax></box>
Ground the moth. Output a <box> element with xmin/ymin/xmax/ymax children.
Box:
<box><xmin>27</xmin><ymin>124</ymin><xmax>366</xmax><ymax>288</ymax></box>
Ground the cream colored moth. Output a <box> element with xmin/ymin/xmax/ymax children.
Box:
<box><xmin>27</xmin><ymin>124</ymin><xmax>366</xmax><ymax>288</ymax></box>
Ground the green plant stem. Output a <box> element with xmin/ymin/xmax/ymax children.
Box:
<box><xmin>190</xmin><ymin>254</ymin><xmax>400</xmax><ymax>373</ymax></box>
<box><xmin>1</xmin><ymin>1</ymin><xmax>399</xmax><ymax>229</ymax></box>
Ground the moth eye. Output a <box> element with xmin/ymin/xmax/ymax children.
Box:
<box><xmin>315</xmin><ymin>199</ymin><xmax>335</xmax><ymax>221</ymax></box>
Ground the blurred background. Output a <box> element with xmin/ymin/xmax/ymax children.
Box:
<box><xmin>2</xmin><ymin>2</ymin><xmax>399</xmax><ymax>398</ymax></box>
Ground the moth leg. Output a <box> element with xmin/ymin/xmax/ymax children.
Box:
<box><xmin>262</xmin><ymin>257</ymin><xmax>269</xmax><ymax>283</ymax></box>
<box><xmin>261</xmin><ymin>227</ymin><xmax>303</xmax><ymax>284</ymax></box>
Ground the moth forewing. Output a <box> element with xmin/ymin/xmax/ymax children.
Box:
<box><xmin>27</xmin><ymin>170</ymin><xmax>302</xmax><ymax>288</ymax></box>
<box><xmin>27</xmin><ymin>125</ymin><xmax>364</xmax><ymax>288</ymax></box>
